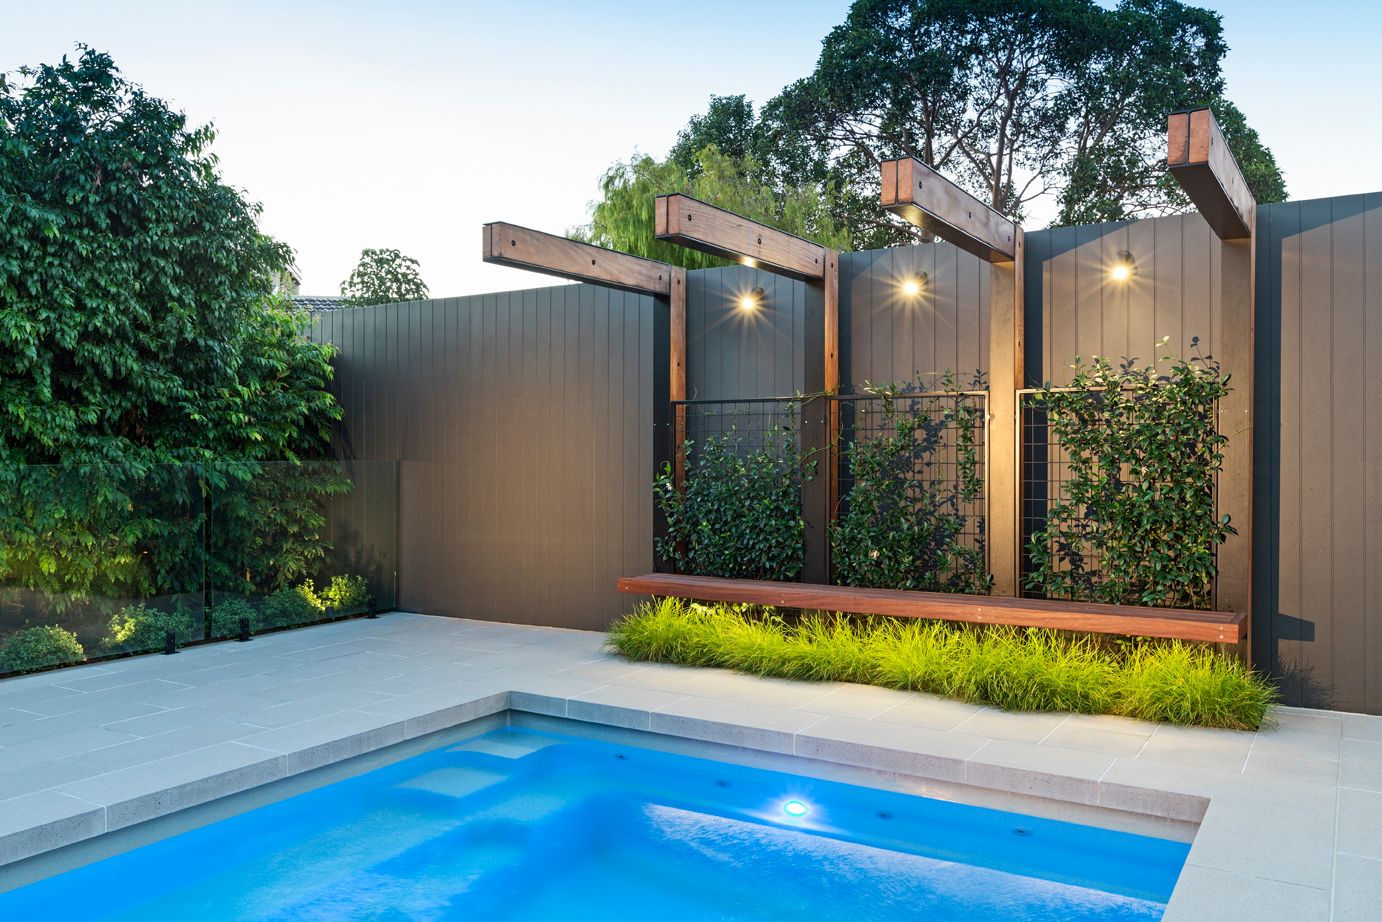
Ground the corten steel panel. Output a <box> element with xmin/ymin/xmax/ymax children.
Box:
<box><xmin>312</xmin><ymin>285</ymin><xmax>656</xmax><ymax>631</ymax></box>
<box><xmin>838</xmin><ymin>243</ymin><xmax>990</xmax><ymax>388</ymax></box>
<box><xmin>1254</xmin><ymin>193</ymin><xmax>1382</xmax><ymax>713</ymax></box>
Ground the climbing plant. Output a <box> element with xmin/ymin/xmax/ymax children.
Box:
<box><xmin>1024</xmin><ymin>340</ymin><xmax>1233</xmax><ymax>609</ymax></box>
<box><xmin>832</xmin><ymin>376</ymin><xmax>990</xmax><ymax>594</ymax></box>
<box><xmin>654</xmin><ymin>411</ymin><xmax>815</xmax><ymax>581</ymax></box>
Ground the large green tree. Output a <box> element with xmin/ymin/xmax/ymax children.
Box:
<box><xmin>574</xmin><ymin>144</ymin><xmax>851</xmax><ymax>270</ymax></box>
<box><xmin>0</xmin><ymin>48</ymin><xmax>344</xmax><ymax>610</ymax></box>
<box><xmin>339</xmin><ymin>247</ymin><xmax>429</xmax><ymax>306</ymax></box>
<box><xmin>687</xmin><ymin>0</ymin><xmax>1285</xmax><ymax>248</ymax></box>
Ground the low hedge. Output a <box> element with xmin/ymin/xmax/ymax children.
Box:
<box><xmin>0</xmin><ymin>625</ymin><xmax>86</xmax><ymax>674</ymax></box>
<box><xmin>609</xmin><ymin>598</ymin><xmax>1276</xmax><ymax>730</ymax></box>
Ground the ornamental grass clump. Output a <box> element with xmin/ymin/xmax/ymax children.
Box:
<box><xmin>609</xmin><ymin>599</ymin><xmax>1275</xmax><ymax>730</ymax></box>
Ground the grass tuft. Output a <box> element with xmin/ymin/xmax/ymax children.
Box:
<box><xmin>609</xmin><ymin>599</ymin><xmax>1276</xmax><ymax>730</ymax></box>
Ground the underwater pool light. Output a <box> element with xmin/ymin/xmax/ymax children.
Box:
<box><xmin>783</xmin><ymin>800</ymin><xmax>809</xmax><ymax>817</ymax></box>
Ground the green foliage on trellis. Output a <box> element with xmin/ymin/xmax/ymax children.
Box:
<box><xmin>654</xmin><ymin>415</ymin><xmax>816</xmax><ymax>582</ymax></box>
<box><xmin>1024</xmin><ymin>340</ymin><xmax>1233</xmax><ymax>609</ymax></box>
<box><xmin>832</xmin><ymin>376</ymin><xmax>990</xmax><ymax>594</ymax></box>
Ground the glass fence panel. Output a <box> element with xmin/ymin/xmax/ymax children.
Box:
<box><xmin>0</xmin><ymin>463</ymin><xmax>205</xmax><ymax>675</ymax></box>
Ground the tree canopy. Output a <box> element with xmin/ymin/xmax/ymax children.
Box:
<box><xmin>573</xmin><ymin>144</ymin><xmax>851</xmax><ymax>271</ymax></box>
<box><xmin>339</xmin><ymin>247</ymin><xmax>429</xmax><ymax>306</ymax></box>
<box><xmin>583</xmin><ymin>0</ymin><xmax>1286</xmax><ymax>254</ymax></box>
<box><xmin>0</xmin><ymin>47</ymin><xmax>344</xmax><ymax>607</ymax></box>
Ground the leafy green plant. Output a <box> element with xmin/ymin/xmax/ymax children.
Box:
<box><xmin>832</xmin><ymin>376</ymin><xmax>989</xmax><ymax>593</ymax></box>
<box><xmin>610</xmin><ymin>599</ymin><xmax>1275</xmax><ymax>730</ymax></box>
<box><xmin>103</xmin><ymin>603</ymin><xmax>199</xmax><ymax>653</ymax></box>
<box><xmin>339</xmin><ymin>248</ymin><xmax>429</xmax><ymax>306</ymax></box>
<box><xmin>0</xmin><ymin>625</ymin><xmax>86</xmax><ymax>675</ymax></box>
<box><xmin>261</xmin><ymin>584</ymin><xmax>326</xmax><ymax>629</ymax></box>
<box><xmin>1024</xmin><ymin>340</ymin><xmax>1233</xmax><ymax>609</ymax></box>
<box><xmin>654</xmin><ymin>415</ymin><xmax>815</xmax><ymax>581</ymax></box>
<box><xmin>319</xmin><ymin>574</ymin><xmax>369</xmax><ymax>613</ymax></box>
<box><xmin>0</xmin><ymin>48</ymin><xmax>347</xmax><ymax>615</ymax></box>
<box><xmin>209</xmin><ymin>597</ymin><xmax>261</xmax><ymax>639</ymax></box>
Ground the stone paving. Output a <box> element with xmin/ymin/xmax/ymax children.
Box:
<box><xmin>0</xmin><ymin>612</ymin><xmax>1377</xmax><ymax>920</ymax></box>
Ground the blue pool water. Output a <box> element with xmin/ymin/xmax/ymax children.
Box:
<box><xmin>0</xmin><ymin>727</ymin><xmax>1189</xmax><ymax>920</ymax></box>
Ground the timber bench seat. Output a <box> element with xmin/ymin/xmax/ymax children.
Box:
<box><xmin>616</xmin><ymin>573</ymin><xmax>1246</xmax><ymax>644</ymax></box>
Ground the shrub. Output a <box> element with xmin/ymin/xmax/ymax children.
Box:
<box><xmin>104</xmin><ymin>603</ymin><xmax>199</xmax><ymax>653</ymax></box>
<box><xmin>0</xmin><ymin>48</ymin><xmax>347</xmax><ymax>613</ymax></box>
<box><xmin>832</xmin><ymin>377</ymin><xmax>989</xmax><ymax>594</ymax></box>
<box><xmin>1024</xmin><ymin>340</ymin><xmax>1232</xmax><ymax>608</ymax></box>
<box><xmin>319</xmin><ymin>574</ymin><xmax>369</xmax><ymax>613</ymax></box>
<box><xmin>209</xmin><ymin>597</ymin><xmax>262</xmax><ymax>639</ymax></box>
<box><xmin>261</xmin><ymin>584</ymin><xmax>325</xmax><ymax>629</ymax></box>
<box><xmin>0</xmin><ymin>625</ymin><xmax>86</xmax><ymax>675</ymax></box>
<box><xmin>654</xmin><ymin>416</ymin><xmax>815</xmax><ymax>581</ymax></box>
<box><xmin>609</xmin><ymin>600</ymin><xmax>1276</xmax><ymax>730</ymax></box>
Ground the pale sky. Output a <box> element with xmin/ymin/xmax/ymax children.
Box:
<box><xmin>5</xmin><ymin>0</ymin><xmax>1380</xmax><ymax>297</ymax></box>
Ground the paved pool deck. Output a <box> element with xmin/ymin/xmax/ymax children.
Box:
<box><xmin>0</xmin><ymin>612</ymin><xmax>1377</xmax><ymax>919</ymax></box>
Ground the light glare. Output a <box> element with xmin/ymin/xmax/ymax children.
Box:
<box><xmin>902</xmin><ymin>278</ymin><xmax>920</xmax><ymax>297</ymax></box>
<box><xmin>1110</xmin><ymin>263</ymin><xmax>1132</xmax><ymax>283</ymax></box>
<box><xmin>783</xmin><ymin>800</ymin><xmax>809</xmax><ymax>817</ymax></box>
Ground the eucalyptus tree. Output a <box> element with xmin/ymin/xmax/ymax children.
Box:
<box><xmin>758</xmin><ymin>0</ymin><xmax>1285</xmax><ymax>240</ymax></box>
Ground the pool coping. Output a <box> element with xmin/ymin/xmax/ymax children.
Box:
<box><xmin>0</xmin><ymin>614</ymin><xmax>1367</xmax><ymax>919</ymax></box>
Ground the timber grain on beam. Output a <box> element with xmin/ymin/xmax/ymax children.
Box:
<box><xmin>654</xmin><ymin>194</ymin><xmax>827</xmax><ymax>281</ymax></box>
<box><xmin>880</xmin><ymin>158</ymin><xmax>1017</xmax><ymax>262</ymax></box>
<box><xmin>482</xmin><ymin>222</ymin><xmax>672</xmax><ymax>296</ymax></box>
<box><xmin>1166</xmin><ymin>108</ymin><xmax>1254</xmax><ymax>240</ymax></box>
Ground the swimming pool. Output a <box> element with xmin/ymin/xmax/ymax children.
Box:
<box><xmin>0</xmin><ymin>725</ymin><xmax>1188</xmax><ymax>920</ymax></box>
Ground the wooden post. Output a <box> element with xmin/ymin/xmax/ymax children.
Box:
<box><xmin>880</xmin><ymin>159</ymin><xmax>1024</xmax><ymax>597</ymax></box>
<box><xmin>987</xmin><ymin>230</ymin><xmax>1024</xmax><ymax>597</ymax></box>
<box><xmin>824</xmin><ymin>250</ymin><xmax>840</xmax><ymax>529</ymax></box>
<box><xmin>1217</xmin><ymin>218</ymin><xmax>1254</xmax><ymax>657</ymax></box>
<box><xmin>670</xmin><ymin>267</ymin><xmax>687</xmax><ymax>492</ymax></box>
<box><xmin>1165</xmin><ymin>108</ymin><xmax>1258</xmax><ymax>657</ymax></box>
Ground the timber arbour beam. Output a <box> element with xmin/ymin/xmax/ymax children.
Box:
<box><xmin>879</xmin><ymin>158</ymin><xmax>1017</xmax><ymax>262</ymax></box>
<box><xmin>653</xmin><ymin>193</ymin><xmax>838</xmax><ymax>585</ymax></box>
<box><xmin>878</xmin><ymin>157</ymin><xmax>1025</xmax><ymax>598</ymax></box>
<box><xmin>1166</xmin><ymin>108</ymin><xmax>1254</xmax><ymax>239</ymax></box>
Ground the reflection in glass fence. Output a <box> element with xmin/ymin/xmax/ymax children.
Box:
<box><xmin>0</xmin><ymin>460</ymin><xmax>398</xmax><ymax>678</ymax></box>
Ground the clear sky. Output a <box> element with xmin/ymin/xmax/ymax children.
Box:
<box><xmin>4</xmin><ymin>0</ymin><xmax>1380</xmax><ymax>297</ymax></box>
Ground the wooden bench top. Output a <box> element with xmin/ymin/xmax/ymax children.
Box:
<box><xmin>616</xmin><ymin>573</ymin><xmax>1246</xmax><ymax>644</ymax></box>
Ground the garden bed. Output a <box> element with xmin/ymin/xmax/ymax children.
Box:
<box><xmin>609</xmin><ymin>599</ymin><xmax>1275</xmax><ymax>730</ymax></box>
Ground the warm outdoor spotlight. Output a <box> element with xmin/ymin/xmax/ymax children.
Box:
<box><xmin>1110</xmin><ymin>251</ymin><xmax>1135</xmax><ymax>283</ymax></box>
<box><xmin>900</xmin><ymin>272</ymin><xmax>928</xmax><ymax>298</ymax></box>
<box><xmin>739</xmin><ymin>286</ymin><xmax>765</xmax><ymax>311</ymax></box>
<box><xmin>783</xmin><ymin>800</ymin><xmax>809</xmax><ymax>817</ymax></box>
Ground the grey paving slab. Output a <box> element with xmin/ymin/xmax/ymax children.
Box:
<box><xmin>0</xmin><ymin>612</ymin><xmax>1375</xmax><ymax>919</ymax></box>
<box><xmin>1333</xmin><ymin>854</ymin><xmax>1382</xmax><ymax>921</ymax></box>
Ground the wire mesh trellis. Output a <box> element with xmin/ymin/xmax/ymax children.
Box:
<box><xmin>831</xmin><ymin>390</ymin><xmax>989</xmax><ymax>592</ymax></box>
<box><xmin>1018</xmin><ymin>388</ymin><xmax>1219</xmax><ymax>607</ymax></box>
<box><xmin>661</xmin><ymin>396</ymin><xmax>815</xmax><ymax>581</ymax></box>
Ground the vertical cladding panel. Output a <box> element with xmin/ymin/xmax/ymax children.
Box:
<box><xmin>934</xmin><ymin>243</ymin><xmax>960</xmax><ymax>380</ymax></box>
<box><xmin>1047</xmin><ymin>226</ymin><xmax>1079</xmax><ymax>386</ymax></box>
<box><xmin>1297</xmin><ymin>198</ymin><xmax>1335</xmax><ymax>707</ymax></box>
<box><xmin>1275</xmin><ymin>202</ymin><xmax>1304</xmax><ymax>704</ymax></box>
<box><xmin>1073</xmin><ymin>224</ymin><xmax>1104</xmax><ymax>368</ymax></box>
<box><xmin>1152</xmin><ymin>216</ymin><xmax>1184</xmax><ymax>371</ymax></box>
<box><xmin>1330</xmin><ymin>195</ymin><xmax>1367</xmax><ymax>712</ymax></box>
<box><xmin>1102</xmin><ymin>224</ymin><xmax>1130</xmax><ymax>362</ymax></box>
<box><xmin>1365</xmin><ymin>192</ymin><xmax>1382</xmax><ymax>714</ymax></box>
<box><xmin>956</xmin><ymin>245</ymin><xmax>981</xmax><ymax>383</ymax></box>
<box><xmin>1182</xmin><ymin>217</ymin><xmax>1216</xmax><ymax>355</ymax></box>
<box><xmin>1127</xmin><ymin>220</ymin><xmax>1157</xmax><ymax>366</ymax></box>
<box><xmin>686</xmin><ymin>265</ymin><xmax>806</xmax><ymax>399</ymax></box>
